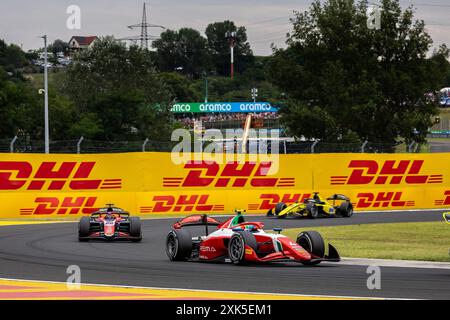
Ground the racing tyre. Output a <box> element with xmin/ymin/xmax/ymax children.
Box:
<box><xmin>274</xmin><ymin>202</ymin><xmax>287</xmax><ymax>215</ymax></box>
<box><xmin>296</xmin><ymin>231</ymin><xmax>325</xmax><ymax>265</ymax></box>
<box><xmin>129</xmin><ymin>217</ymin><xmax>142</xmax><ymax>242</ymax></box>
<box><xmin>306</xmin><ymin>203</ymin><xmax>318</xmax><ymax>219</ymax></box>
<box><xmin>166</xmin><ymin>229</ymin><xmax>192</xmax><ymax>261</ymax></box>
<box><xmin>78</xmin><ymin>217</ymin><xmax>91</xmax><ymax>241</ymax></box>
<box><xmin>228</xmin><ymin>231</ymin><xmax>257</xmax><ymax>265</ymax></box>
<box><xmin>338</xmin><ymin>202</ymin><xmax>354</xmax><ymax>218</ymax></box>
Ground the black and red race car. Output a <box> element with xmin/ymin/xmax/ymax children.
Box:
<box><xmin>166</xmin><ymin>210</ymin><xmax>340</xmax><ymax>265</ymax></box>
<box><xmin>78</xmin><ymin>204</ymin><xmax>142</xmax><ymax>242</ymax></box>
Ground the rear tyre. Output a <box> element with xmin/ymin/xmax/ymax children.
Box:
<box><xmin>296</xmin><ymin>231</ymin><xmax>325</xmax><ymax>265</ymax></box>
<box><xmin>129</xmin><ymin>217</ymin><xmax>142</xmax><ymax>242</ymax></box>
<box><xmin>274</xmin><ymin>202</ymin><xmax>287</xmax><ymax>216</ymax></box>
<box><xmin>228</xmin><ymin>231</ymin><xmax>257</xmax><ymax>265</ymax></box>
<box><xmin>78</xmin><ymin>217</ymin><xmax>91</xmax><ymax>241</ymax></box>
<box><xmin>339</xmin><ymin>202</ymin><xmax>354</xmax><ymax>218</ymax></box>
<box><xmin>306</xmin><ymin>203</ymin><xmax>318</xmax><ymax>219</ymax></box>
<box><xmin>166</xmin><ymin>229</ymin><xmax>192</xmax><ymax>261</ymax></box>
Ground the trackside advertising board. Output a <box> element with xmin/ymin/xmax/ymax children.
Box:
<box><xmin>0</xmin><ymin>152</ymin><xmax>449</xmax><ymax>218</ymax></box>
<box><xmin>171</xmin><ymin>102</ymin><xmax>278</xmax><ymax>113</ymax></box>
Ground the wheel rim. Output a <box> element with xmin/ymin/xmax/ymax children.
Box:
<box><xmin>298</xmin><ymin>235</ymin><xmax>312</xmax><ymax>253</ymax></box>
<box><xmin>166</xmin><ymin>234</ymin><xmax>178</xmax><ymax>258</ymax></box>
<box><xmin>229</xmin><ymin>236</ymin><xmax>243</xmax><ymax>261</ymax></box>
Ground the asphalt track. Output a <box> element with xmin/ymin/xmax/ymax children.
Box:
<box><xmin>0</xmin><ymin>210</ymin><xmax>449</xmax><ymax>299</ymax></box>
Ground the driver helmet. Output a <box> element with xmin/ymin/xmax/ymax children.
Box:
<box><xmin>105</xmin><ymin>207</ymin><xmax>114</xmax><ymax>218</ymax></box>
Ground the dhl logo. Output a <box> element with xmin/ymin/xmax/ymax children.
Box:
<box><xmin>0</xmin><ymin>161</ymin><xmax>122</xmax><ymax>191</ymax></box>
<box><xmin>331</xmin><ymin>160</ymin><xmax>443</xmax><ymax>185</ymax></box>
<box><xmin>247</xmin><ymin>193</ymin><xmax>312</xmax><ymax>211</ymax></box>
<box><xmin>140</xmin><ymin>195</ymin><xmax>224</xmax><ymax>213</ymax></box>
<box><xmin>163</xmin><ymin>161</ymin><xmax>295</xmax><ymax>188</ymax></box>
<box><xmin>20</xmin><ymin>197</ymin><xmax>99</xmax><ymax>215</ymax></box>
<box><xmin>435</xmin><ymin>190</ymin><xmax>450</xmax><ymax>206</ymax></box>
<box><xmin>355</xmin><ymin>192</ymin><xmax>415</xmax><ymax>208</ymax></box>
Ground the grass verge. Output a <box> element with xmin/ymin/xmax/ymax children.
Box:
<box><xmin>283</xmin><ymin>221</ymin><xmax>450</xmax><ymax>262</ymax></box>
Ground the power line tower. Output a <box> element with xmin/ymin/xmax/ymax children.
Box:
<box><xmin>119</xmin><ymin>2</ymin><xmax>165</xmax><ymax>50</ymax></box>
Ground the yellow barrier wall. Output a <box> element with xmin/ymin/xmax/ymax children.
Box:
<box><xmin>0</xmin><ymin>152</ymin><xmax>449</xmax><ymax>218</ymax></box>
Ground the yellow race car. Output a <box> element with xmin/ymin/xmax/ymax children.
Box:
<box><xmin>267</xmin><ymin>192</ymin><xmax>354</xmax><ymax>219</ymax></box>
<box><xmin>443</xmin><ymin>212</ymin><xmax>450</xmax><ymax>224</ymax></box>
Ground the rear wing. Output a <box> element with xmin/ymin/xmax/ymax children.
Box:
<box><xmin>326</xmin><ymin>194</ymin><xmax>350</xmax><ymax>201</ymax></box>
<box><xmin>91</xmin><ymin>209</ymin><xmax>130</xmax><ymax>218</ymax></box>
<box><xmin>173</xmin><ymin>215</ymin><xmax>222</xmax><ymax>229</ymax></box>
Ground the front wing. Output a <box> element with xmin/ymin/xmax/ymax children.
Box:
<box><xmin>79</xmin><ymin>231</ymin><xmax>141</xmax><ymax>241</ymax></box>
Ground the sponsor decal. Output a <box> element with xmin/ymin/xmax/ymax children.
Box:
<box><xmin>200</xmin><ymin>246</ymin><xmax>217</xmax><ymax>252</ymax></box>
<box><xmin>20</xmin><ymin>197</ymin><xmax>99</xmax><ymax>215</ymax></box>
<box><xmin>247</xmin><ymin>193</ymin><xmax>311</xmax><ymax>211</ymax></box>
<box><xmin>0</xmin><ymin>161</ymin><xmax>122</xmax><ymax>191</ymax></box>
<box><xmin>355</xmin><ymin>192</ymin><xmax>415</xmax><ymax>208</ymax></box>
<box><xmin>330</xmin><ymin>160</ymin><xmax>443</xmax><ymax>185</ymax></box>
<box><xmin>163</xmin><ymin>161</ymin><xmax>294</xmax><ymax>188</ymax></box>
<box><xmin>435</xmin><ymin>190</ymin><xmax>450</xmax><ymax>206</ymax></box>
<box><xmin>140</xmin><ymin>194</ymin><xmax>224</xmax><ymax>213</ymax></box>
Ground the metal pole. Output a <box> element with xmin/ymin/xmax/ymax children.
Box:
<box><xmin>10</xmin><ymin>136</ymin><xmax>18</xmax><ymax>153</ymax></box>
<box><xmin>142</xmin><ymin>138</ymin><xmax>149</xmax><ymax>152</ymax></box>
<box><xmin>77</xmin><ymin>136</ymin><xmax>84</xmax><ymax>154</ymax></box>
<box><xmin>283</xmin><ymin>140</ymin><xmax>287</xmax><ymax>154</ymax></box>
<box><xmin>311</xmin><ymin>140</ymin><xmax>319</xmax><ymax>154</ymax></box>
<box><xmin>361</xmin><ymin>140</ymin><xmax>368</xmax><ymax>153</ymax></box>
<box><xmin>204</xmin><ymin>76</ymin><xmax>208</xmax><ymax>103</ymax></box>
<box><xmin>230</xmin><ymin>45</ymin><xmax>234</xmax><ymax>79</ymax></box>
<box><xmin>42</xmin><ymin>35</ymin><xmax>50</xmax><ymax>154</ymax></box>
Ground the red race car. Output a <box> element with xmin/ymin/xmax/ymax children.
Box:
<box><xmin>78</xmin><ymin>204</ymin><xmax>142</xmax><ymax>242</ymax></box>
<box><xmin>166</xmin><ymin>210</ymin><xmax>340</xmax><ymax>265</ymax></box>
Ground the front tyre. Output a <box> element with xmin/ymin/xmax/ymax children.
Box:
<box><xmin>274</xmin><ymin>202</ymin><xmax>287</xmax><ymax>216</ymax></box>
<box><xmin>166</xmin><ymin>229</ymin><xmax>192</xmax><ymax>261</ymax></box>
<box><xmin>296</xmin><ymin>231</ymin><xmax>325</xmax><ymax>265</ymax></box>
<box><xmin>78</xmin><ymin>217</ymin><xmax>91</xmax><ymax>241</ymax></box>
<box><xmin>228</xmin><ymin>231</ymin><xmax>257</xmax><ymax>265</ymax></box>
<box><xmin>129</xmin><ymin>217</ymin><xmax>142</xmax><ymax>242</ymax></box>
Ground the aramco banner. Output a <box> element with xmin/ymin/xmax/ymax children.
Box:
<box><xmin>0</xmin><ymin>152</ymin><xmax>449</xmax><ymax>218</ymax></box>
<box><xmin>171</xmin><ymin>102</ymin><xmax>278</xmax><ymax>113</ymax></box>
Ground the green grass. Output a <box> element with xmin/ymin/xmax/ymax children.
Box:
<box><xmin>282</xmin><ymin>221</ymin><xmax>450</xmax><ymax>262</ymax></box>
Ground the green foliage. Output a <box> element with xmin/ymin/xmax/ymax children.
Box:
<box><xmin>205</xmin><ymin>20</ymin><xmax>254</xmax><ymax>76</ymax></box>
<box><xmin>152</xmin><ymin>28</ymin><xmax>211</xmax><ymax>78</ymax></box>
<box><xmin>269</xmin><ymin>0</ymin><xmax>449</xmax><ymax>144</ymax></box>
<box><xmin>0</xmin><ymin>39</ymin><xmax>28</xmax><ymax>73</ymax></box>
<box><xmin>61</xmin><ymin>37</ymin><xmax>174</xmax><ymax>141</ymax></box>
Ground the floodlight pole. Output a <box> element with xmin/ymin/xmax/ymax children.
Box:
<box><xmin>41</xmin><ymin>35</ymin><xmax>50</xmax><ymax>154</ymax></box>
<box><xmin>225</xmin><ymin>31</ymin><xmax>237</xmax><ymax>79</ymax></box>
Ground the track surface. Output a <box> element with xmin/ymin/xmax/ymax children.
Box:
<box><xmin>0</xmin><ymin>211</ymin><xmax>449</xmax><ymax>299</ymax></box>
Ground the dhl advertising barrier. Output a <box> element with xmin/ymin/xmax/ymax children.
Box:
<box><xmin>0</xmin><ymin>152</ymin><xmax>449</xmax><ymax>218</ymax></box>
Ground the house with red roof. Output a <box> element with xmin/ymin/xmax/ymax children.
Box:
<box><xmin>68</xmin><ymin>36</ymin><xmax>98</xmax><ymax>52</ymax></box>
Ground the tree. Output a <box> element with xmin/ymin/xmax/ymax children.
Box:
<box><xmin>152</xmin><ymin>28</ymin><xmax>210</xmax><ymax>78</ymax></box>
<box><xmin>205</xmin><ymin>21</ymin><xmax>254</xmax><ymax>76</ymax></box>
<box><xmin>48</xmin><ymin>39</ymin><xmax>69</xmax><ymax>56</ymax></box>
<box><xmin>62</xmin><ymin>36</ymin><xmax>174</xmax><ymax>141</ymax></box>
<box><xmin>269</xmin><ymin>0</ymin><xmax>449</xmax><ymax>146</ymax></box>
<box><xmin>0</xmin><ymin>39</ymin><xmax>28</xmax><ymax>73</ymax></box>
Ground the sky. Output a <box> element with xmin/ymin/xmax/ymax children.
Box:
<box><xmin>0</xmin><ymin>0</ymin><xmax>449</xmax><ymax>56</ymax></box>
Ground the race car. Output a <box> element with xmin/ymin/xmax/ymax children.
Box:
<box><xmin>267</xmin><ymin>192</ymin><xmax>354</xmax><ymax>219</ymax></box>
<box><xmin>78</xmin><ymin>204</ymin><xmax>142</xmax><ymax>242</ymax></box>
<box><xmin>443</xmin><ymin>212</ymin><xmax>450</xmax><ymax>224</ymax></box>
<box><xmin>165</xmin><ymin>210</ymin><xmax>340</xmax><ymax>265</ymax></box>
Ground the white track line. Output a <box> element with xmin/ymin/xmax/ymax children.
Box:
<box><xmin>338</xmin><ymin>257</ymin><xmax>450</xmax><ymax>270</ymax></box>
